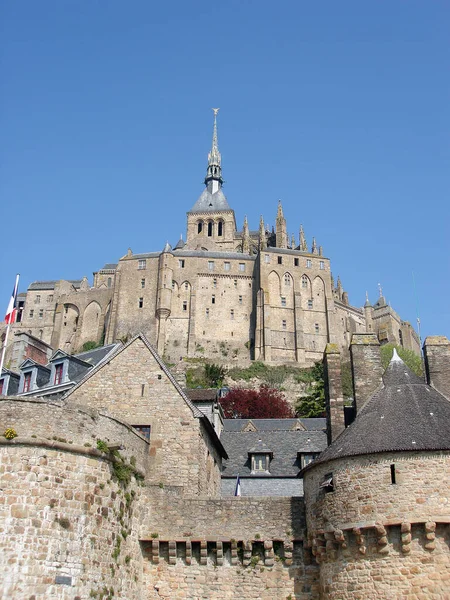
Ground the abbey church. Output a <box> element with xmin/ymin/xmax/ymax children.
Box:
<box><xmin>9</xmin><ymin>112</ymin><xmax>419</xmax><ymax>363</ymax></box>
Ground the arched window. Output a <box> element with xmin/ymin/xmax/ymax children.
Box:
<box><xmin>198</xmin><ymin>221</ymin><xmax>203</xmax><ymax>234</ymax></box>
<box><xmin>217</xmin><ymin>221</ymin><xmax>223</xmax><ymax>237</ymax></box>
<box><xmin>302</xmin><ymin>275</ymin><xmax>308</xmax><ymax>288</ymax></box>
<box><xmin>207</xmin><ymin>221</ymin><xmax>213</xmax><ymax>237</ymax></box>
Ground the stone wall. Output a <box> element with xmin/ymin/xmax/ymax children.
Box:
<box><xmin>66</xmin><ymin>336</ymin><xmax>223</xmax><ymax>497</ymax></box>
<box><xmin>0</xmin><ymin>397</ymin><xmax>149</xmax><ymax>600</ymax></box>
<box><xmin>303</xmin><ymin>451</ymin><xmax>450</xmax><ymax>599</ymax></box>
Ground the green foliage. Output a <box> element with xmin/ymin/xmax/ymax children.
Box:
<box><xmin>295</xmin><ymin>362</ymin><xmax>326</xmax><ymax>418</ymax></box>
<box><xmin>96</xmin><ymin>439</ymin><xmax>110</xmax><ymax>453</ymax></box>
<box><xmin>204</xmin><ymin>363</ymin><xmax>227</xmax><ymax>387</ymax></box>
<box><xmin>380</xmin><ymin>343</ymin><xmax>423</xmax><ymax>377</ymax></box>
<box><xmin>81</xmin><ymin>341</ymin><xmax>101</xmax><ymax>352</ymax></box>
<box><xmin>186</xmin><ymin>367</ymin><xmax>207</xmax><ymax>388</ymax></box>
<box><xmin>4</xmin><ymin>427</ymin><xmax>17</xmax><ymax>440</ymax></box>
<box><xmin>341</xmin><ymin>361</ymin><xmax>354</xmax><ymax>400</ymax></box>
<box><xmin>229</xmin><ymin>361</ymin><xmax>309</xmax><ymax>389</ymax></box>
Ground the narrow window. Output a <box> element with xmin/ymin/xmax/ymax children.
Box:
<box><xmin>208</xmin><ymin>261</ymin><xmax>215</xmax><ymax>271</ymax></box>
<box><xmin>206</xmin><ymin>308</ymin><xmax>209</xmax><ymax>317</ymax></box>
<box><xmin>239</xmin><ymin>263</ymin><xmax>245</xmax><ymax>272</ymax></box>
<box><xmin>284</xmin><ymin>274</ymin><xmax>290</xmax><ymax>286</ymax></box>
<box><xmin>321</xmin><ymin>473</ymin><xmax>334</xmax><ymax>493</ymax></box>
<box><xmin>213</xmin><ymin>279</ymin><xmax>217</xmax><ymax>288</ymax></box>
<box><xmin>277</xmin><ymin>256</ymin><xmax>282</xmax><ymax>265</ymax></box>
<box><xmin>138</xmin><ymin>297</ymin><xmax>144</xmax><ymax>308</ymax></box>
<box><xmin>185</xmin><ymin>282</ymin><xmax>189</xmax><ymax>290</ymax></box>
<box><xmin>141</xmin><ymin>384</ymin><xmax>145</xmax><ymax>397</ymax></box>
<box><xmin>211</xmin><ymin>295</ymin><xmax>215</xmax><ymax>304</ymax></box>
<box><xmin>282</xmin><ymin>319</ymin><xmax>287</xmax><ymax>330</ymax></box>
<box><xmin>294</xmin><ymin>258</ymin><xmax>299</xmax><ymax>267</ymax></box>
<box><xmin>141</xmin><ymin>278</ymin><xmax>146</xmax><ymax>288</ymax></box>
<box><xmin>207</xmin><ymin>221</ymin><xmax>213</xmax><ymax>237</ymax></box>
<box><xmin>234</xmin><ymin>280</ymin><xmax>238</xmax><ymax>288</ymax></box>
<box><xmin>36</xmin><ymin>295</ymin><xmax>41</xmax><ymax>304</ymax></box>
<box><xmin>48</xmin><ymin>294</ymin><xmax>53</xmax><ymax>303</ymax></box>
<box><xmin>38</xmin><ymin>309</ymin><xmax>43</xmax><ymax>319</ymax></box>
<box><xmin>198</xmin><ymin>221</ymin><xmax>203</xmax><ymax>234</ymax></box>
<box><xmin>0</xmin><ymin>378</ymin><xmax>4</xmax><ymax>395</ymax></box>
<box><xmin>264</xmin><ymin>254</ymin><xmax>270</xmax><ymax>263</ymax></box>
<box><xmin>224</xmin><ymin>262</ymin><xmax>230</xmax><ymax>271</ymax></box>
<box><xmin>230</xmin><ymin>309</ymin><xmax>234</xmax><ymax>320</ymax></box>
<box><xmin>54</xmin><ymin>364</ymin><xmax>63</xmax><ymax>385</ymax></box>
<box><xmin>319</xmin><ymin>261</ymin><xmax>325</xmax><ymax>270</ymax></box>
<box><xmin>302</xmin><ymin>276</ymin><xmax>308</xmax><ymax>288</ymax></box>
<box><xmin>179</xmin><ymin>259</ymin><xmax>185</xmax><ymax>268</ymax></box>
<box><xmin>238</xmin><ymin>295</ymin><xmax>243</xmax><ymax>304</ymax></box>
<box><xmin>281</xmin><ymin>296</ymin><xmax>286</xmax><ymax>307</ymax></box>
<box><xmin>218</xmin><ymin>221</ymin><xmax>223</xmax><ymax>236</ymax></box>
<box><xmin>390</xmin><ymin>464</ymin><xmax>396</xmax><ymax>484</ymax></box>
<box><xmin>138</xmin><ymin>259</ymin><xmax>147</xmax><ymax>270</ymax></box>
<box><xmin>182</xmin><ymin>301</ymin><xmax>187</xmax><ymax>311</ymax></box>
<box><xmin>29</xmin><ymin>310</ymin><xmax>34</xmax><ymax>318</ymax></box>
<box><xmin>108</xmin><ymin>277</ymin><xmax>112</xmax><ymax>288</ymax></box>
<box><xmin>308</xmin><ymin>299</ymin><xmax>313</xmax><ymax>309</ymax></box>
<box><xmin>172</xmin><ymin>280</ymin><xmax>175</xmax><ymax>289</ymax></box>
<box><xmin>315</xmin><ymin>323</ymin><xmax>320</xmax><ymax>333</ymax></box>
<box><xmin>23</xmin><ymin>372</ymin><xmax>32</xmax><ymax>393</ymax></box>
<box><xmin>399</xmin><ymin>329</ymin><xmax>403</xmax><ymax>347</ymax></box>
<box><xmin>306</xmin><ymin>259</ymin><xmax>312</xmax><ymax>268</ymax></box>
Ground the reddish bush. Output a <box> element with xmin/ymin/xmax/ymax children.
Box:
<box><xmin>219</xmin><ymin>385</ymin><xmax>295</xmax><ymax>419</ymax></box>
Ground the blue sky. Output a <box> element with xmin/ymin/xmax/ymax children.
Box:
<box><xmin>1</xmin><ymin>1</ymin><xmax>449</xmax><ymax>342</ymax></box>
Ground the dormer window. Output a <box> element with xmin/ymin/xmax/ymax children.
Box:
<box><xmin>23</xmin><ymin>372</ymin><xmax>32</xmax><ymax>393</ymax></box>
<box><xmin>250</xmin><ymin>453</ymin><xmax>271</xmax><ymax>473</ymax></box>
<box><xmin>54</xmin><ymin>364</ymin><xmax>63</xmax><ymax>385</ymax></box>
<box><xmin>298</xmin><ymin>452</ymin><xmax>319</xmax><ymax>468</ymax></box>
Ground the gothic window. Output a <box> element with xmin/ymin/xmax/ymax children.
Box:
<box><xmin>302</xmin><ymin>276</ymin><xmax>308</xmax><ymax>288</ymax></box>
<box><xmin>198</xmin><ymin>221</ymin><xmax>203</xmax><ymax>234</ymax></box>
<box><xmin>218</xmin><ymin>221</ymin><xmax>223</xmax><ymax>237</ymax></box>
<box><xmin>138</xmin><ymin>259</ymin><xmax>147</xmax><ymax>270</ymax></box>
<box><xmin>207</xmin><ymin>221</ymin><xmax>213</xmax><ymax>237</ymax></box>
<box><xmin>284</xmin><ymin>274</ymin><xmax>290</xmax><ymax>286</ymax></box>
<box><xmin>185</xmin><ymin>282</ymin><xmax>189</xmax><ymax>290</ymax></box>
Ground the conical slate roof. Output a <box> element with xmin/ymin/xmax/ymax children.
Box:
<box><xmin>189</xmin><ymin>182</ymin><xmax>231</xmax><ymax>213</ymax></box>
<box><xmin>309</xmin><ymin>351</ymin><xmax>450</xmax><ymax>468</ymax></box>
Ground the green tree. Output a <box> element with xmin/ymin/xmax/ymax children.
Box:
<box><xmin>295</xmin><ymin>362</ymin><xmax>326</xmax><ymax>418</ymax></box>
<box><xmin>380</xmin><ymin>344</ymin><xmax>423</xmax><ymax>377</ymax></box>
<box><xmin>204</xmin><ymin>363</ymin><xmax>227</xmax><ymax>388</ymax></box>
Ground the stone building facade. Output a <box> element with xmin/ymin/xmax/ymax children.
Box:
<box><xmin>1</xmin><ymin>332</ymin><xmax>449</xmax><ymax>599</ymax></box>
<box><xmin>3</xmin><ymin>112</ymin><xmax>419</xmax><ymax>365</ymax></box>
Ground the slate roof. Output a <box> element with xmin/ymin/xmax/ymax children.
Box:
<box><xmin>29</xmin><ymin>280</ymin><xmax>82</xmax><ymax>291</ymax></box>
<box><xmin>221</xmin><ymin>429</ymin><xmax>327</xmax><ymax>477</ymax></box>
<box><xmin>189</xmin><ymin>183</ymin><xmax>232</xmax><ymax>213</ymax></box>
<box><xmin>222</xmin><ymin>418</ymin><xmax>326</xmax><ymax>432</ymax></box>
<box><xmin>306</xmin><ymin>352</ymin><xmax>450</xmax><ymax>470</ymax></box>
<box><xmin>100</xmin><ymin>264</ymin><xmax>117</xmax><ymax>270</ymax></box>
<box><xmin>184</xmin><ymin>389</ymin><xmax>218</xmax><ymax>401</ymax></box>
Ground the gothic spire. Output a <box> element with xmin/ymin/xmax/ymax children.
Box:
<box><xmin>299</xmin><ymin>225</ymin><xmax>307</xmax><ymax>252</ymax></box>
<box><xmin>311</xmin><ymin>237</ymin><xmax>318</xmax><ymax>255</ymax></box>
<box><xmin>259</xmin><ymin>215</ymin><xmax>266</xmax><ymax>250</ymax></box>
<box><xmin>204</xmin><ymin>108</ymin><xmax>223</xmax><ymax>192</ymax></box>
<box><xmin>242</xmin><ymin>215</ymin><xmax>251</xmax><ymax>254</ymax></box>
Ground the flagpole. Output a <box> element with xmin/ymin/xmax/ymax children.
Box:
<box><xmin>0</xmin><ymin>274</ymin><xmax>20</xmax><ymax>377</ymax></box>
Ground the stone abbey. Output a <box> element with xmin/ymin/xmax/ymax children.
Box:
<box><xmin>12</xmin><ymin>111</ymin><xmax>419</xmax><ymax>364</ymax></box>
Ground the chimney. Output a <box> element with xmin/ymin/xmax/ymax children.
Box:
<box><xmin>323</xmin><ymin>343</ymin><xmax>345</xmax><ymax>445</ymax></box>
<box><xmin>423</xmin><ymin>336</ymin><xmax>450</xmax><ymax>399</ymax></box>
<box><xmin>350</xmin><ymin>333</ymin><xmax>383</xmax><ymax>412</ymax></box>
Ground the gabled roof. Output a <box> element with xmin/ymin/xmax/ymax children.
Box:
<box><xmin>306</xmin><ymin>352</ymin><xmax>450</xmax><ymax>470</ymax></box>
<box><xmin>73</xmin><ymin>344</ymin><xmax>120</xmax><ymax>366</ymax></box>
<box><xmin>19</xmin><ymin>358</ymin><xmax>50</xmax><ymax>371</ymax></box>
<box><xmin>184</xmin><ymin>388</ymin><xmax>218</xmax><ymax>402</ymax></box>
